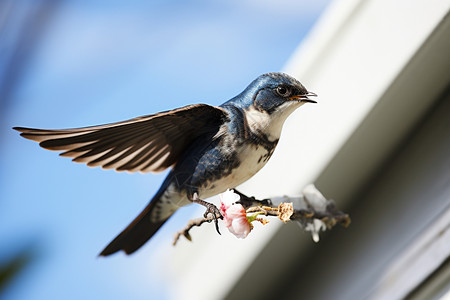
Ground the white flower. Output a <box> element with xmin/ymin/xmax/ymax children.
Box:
<box><xmin>219</xmin><ymin>189</ymin><xmax>252</xmax><ymax>239</ymax></box>
<box><xmin>220</xmin><ymin>189</ymin><xmax>241</xmax><ymax>207</ymax></box>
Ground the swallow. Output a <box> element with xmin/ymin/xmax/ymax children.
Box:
<box><xmin>14</xmin><ymin>72</ymin><xmax>317</xmax><ymax>255</ymax></box>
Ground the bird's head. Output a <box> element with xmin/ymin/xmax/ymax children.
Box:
<box><xmin>224</xmin><ymin>72</ymin><xmax>317</xmax><ymax>141</ymax></box>
<box><xmin>245</xmin><ymin>72</ymin><xmax>316</xmax><ymax>111</ymax></box>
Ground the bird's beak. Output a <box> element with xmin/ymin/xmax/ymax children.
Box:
<box><xmin>289</xmin><ymin>91</ymin><xmax>318</xmax><ymax>103</ymax></box>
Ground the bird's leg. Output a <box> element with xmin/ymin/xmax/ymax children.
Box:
<box><xmin>233</xmin><ymin>189</ymin><xmax>272</xmax><ymax>209</ymax></box>
<box><xmin>190</xmin><ymin>193</ymin><xmax>223</xmax><ymax>235</ymax></box>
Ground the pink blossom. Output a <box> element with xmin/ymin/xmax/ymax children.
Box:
<box><xmin>219</xmin><ymin>190</ymin><xmax>252</xmax><ymax>239</ymax></box>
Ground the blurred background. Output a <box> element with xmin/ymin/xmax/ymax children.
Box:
<box><xmin>3</xmin><ymin>1</ymin><xmax>450</xmax><ymax>299</ymax></box>
<box><xmin>0</xmin><ymin>0</ymin><xmax>332</xmax><ymax>299</ymax></box>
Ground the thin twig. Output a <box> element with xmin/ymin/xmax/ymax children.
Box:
<box><xmin>173</xmin><ymin>216</ymin><xmax>215</xmax><ymax>246</ymax></box>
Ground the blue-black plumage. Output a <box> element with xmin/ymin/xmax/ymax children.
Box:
<box><xmin>13</xmin><ymin>72</ymin><xmax>317</xmax><ymax>255</ymax></box>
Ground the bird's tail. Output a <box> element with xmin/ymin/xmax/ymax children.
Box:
<box><xmin>99</xmin><ymin>191</ymin><xmax>174</xmax><ymax>256</ymax></box>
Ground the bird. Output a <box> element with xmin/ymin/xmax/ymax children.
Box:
<box><xmin>14</xmin><ymin>72</ymin><xmax>317</xmax><ymax>256</ymax></box>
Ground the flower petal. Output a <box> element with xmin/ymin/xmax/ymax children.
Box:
<box><xmin>228</xmin><ymin>217</ymin><xmax>252</xmax><ymax>239</ymax></box>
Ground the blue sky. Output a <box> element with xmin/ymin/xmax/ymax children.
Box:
<box><xmin>0</xmin><ymin>1</ymin><xmax>330</xmax><ymax>299</ymax></box>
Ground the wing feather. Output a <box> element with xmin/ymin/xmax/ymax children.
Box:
<box><xmin>14</xmin><ymin>104</ymin><xmax>228</xmax><ymax>173</ymax></box>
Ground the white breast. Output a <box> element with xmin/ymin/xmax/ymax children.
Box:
<box><xmin>199</xmin><ymin>144</ymin><xmax>270</xmax><ymax>198</ymax></box>
<box><xmin>152</xmin><ymin>143</ymin><xmax>270</xmax><ymax>221</ymax></box>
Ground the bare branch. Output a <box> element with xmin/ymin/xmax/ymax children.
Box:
<box><xmin>172</xmin><ymin>185</ymin><xmax>351</xmax><ymax>245</ymax></box>
<box><xmin>173</xmin><ymin>216</ymin><xmax>215</xmax><ymax>246</ymax></box>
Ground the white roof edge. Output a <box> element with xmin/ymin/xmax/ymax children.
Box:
<box><xmin>283</xmin><ymin>0</ymin><xmax>364</xmax><ymax>76</ymax></box>
<box><xmin>169</xmin><ymin>1</ymin><xmax>450</xmax><ymax>299</ymax></box>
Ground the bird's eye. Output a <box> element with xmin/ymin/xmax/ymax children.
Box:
<box><xmin>276</xmin><ymin>86</ymin><xmax>291</xmax><ymax>97</ymax></box>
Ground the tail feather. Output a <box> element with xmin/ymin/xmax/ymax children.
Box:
<box><xmin>99</xmin><ymin>199</ymin><xmax>170</xmax><ymax>256</ymax></box>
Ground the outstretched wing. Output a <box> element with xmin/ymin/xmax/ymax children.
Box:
<box><xmin>14</xmin><ymin>104</ymin><xmax>228</xmax><ymax>173</ymax></box>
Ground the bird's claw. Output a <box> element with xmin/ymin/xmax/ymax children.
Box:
<box><xmin>191</xmin><ymin>193</ymin><xmax>223</xmax><ymax>235</ymax></box>
<box><xmin>203</xmin><ymin>203</ymin><xmax>223</xmax><ymax>235</ymax></box>
<box><xmin>234</xmin><ymin>189</ymin><xmax>272</xmax><ymax>208</ymax></box>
